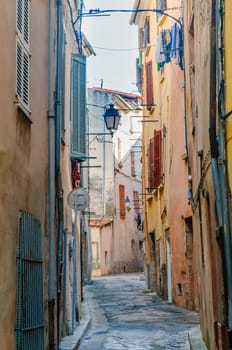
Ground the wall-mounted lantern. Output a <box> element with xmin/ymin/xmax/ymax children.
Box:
<box><xmin>125</xmin><ymin>196</ymin><xmax>131</xmax><ymax>211</ymax></box>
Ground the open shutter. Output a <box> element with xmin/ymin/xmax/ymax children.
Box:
<box><xmin>146</xmin><ymin>61</ymin><xmax>154</xmax><ymax>109</ymax></box>
<box><xmin>70</xmin><ymin>54</ymin><xmax>86</xmax><ymax>160</ymax></box>
<box><xmin>149</xmin><ymin>137</ymin><xmax>155</xmax><ymax>190</ymax></box>
<box><xmin>119</xmin><ymin>185</ymin><xmax>126</xmax><ymax>218</ymax></box>
<box><xmin>154</xmin><ymin>130</ymin><xmax>162</xmax><ymax>187</ymax></box>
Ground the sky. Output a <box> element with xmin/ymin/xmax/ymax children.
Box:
<box><xmin>82</xmin><ymin>0</ymin><xmax>139</xmax><ymax>94</ymax></box>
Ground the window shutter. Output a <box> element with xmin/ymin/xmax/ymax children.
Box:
<box><xmin>119</xmin><ymin>185</ymin><xmax>126</xmax><ymax>218</ymax></box>
<box><xmin>149</xmin><ymin>137</ymin><xmax>155</xmax><ymax>189</ymax></box>
<box><xmin>133</xmin><ymin>191</ymin><xmax>140</xmax><ymax>214</ymax></box>
<box><xmin>131</xmin><ymin>151</ymin><xmax>136</xmax><ymax>177</ymax></box>
<box><xmin>16</xmin><ymin>0</ymin><xmax>30</xmax><ymax>112</ymax></box>
<box><xmin>144</xmin><ymin>16</ymin><xmax>150</xmax><ymax>47</ymax></box>
<box><xmin>154</xmin><ymin>130</ymin><xmax>162</xmax><ymax>187</ymax></box>
<box><xmin>70</xmin><ymin>54</ymin><xmax>86</xmax><ymax>160</ymax></box>
<box><xmin>146</xmin><ymin>61</ymin><xmax>154</xmax><ymax>109</ymax></box>
<box><xmin>17</xmin><ymin>0</ymin><xmax>30</xmax><ymax>43</ymax></box>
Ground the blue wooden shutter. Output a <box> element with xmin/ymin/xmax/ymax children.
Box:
<box><xmin>70</xmin><ymin>54</ymin><xmax>86</xmax><ymax>160</ymax></box>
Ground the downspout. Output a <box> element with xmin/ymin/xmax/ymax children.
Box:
<box><xmin>48</xmin><ymin>1</ymin><xmax>56</xmax><ymax>349</ymax></box>
<box><xmin>216</xmin><ymin>0</ymin><xmax>232</xmax><ymax>335</ymax></box>
<box><xmin>55</xmin><ymin>0</ymin><xmax>64</xmax><ymax>342</ymax></box>
<box><xmin>209</xmin><ymin>0</ymin><xmax>223</xmax><ymax>228</ymax></box>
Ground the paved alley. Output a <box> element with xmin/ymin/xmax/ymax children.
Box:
<box><xmin>77</xmin><ymin>273</ymin><xmax>201</xmax><ymax>350</ymax></box>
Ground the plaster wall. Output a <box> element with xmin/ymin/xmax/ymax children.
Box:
<box><xmin>0</xmin><ymin>2</ymin><xmax>49</xmax><ymax>348</ymax></box>
<box><xmin>184</xmin><ymin>1</ymin><xmax>227</xmax><ymax>347</ymax></box>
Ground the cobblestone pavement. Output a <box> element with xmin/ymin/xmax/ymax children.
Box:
<box><xmin>78</xmin><ymin>273</ymin><xmax>200</xmax><ymax>350</ymax></box>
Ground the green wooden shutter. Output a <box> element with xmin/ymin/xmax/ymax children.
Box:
<box><xmin>70</xmin><ymin>54</ymin><xmax>86</xmax><ymax>160</ymax></box>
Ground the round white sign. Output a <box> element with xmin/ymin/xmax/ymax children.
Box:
<box><xmin>67</xmin><ymin>188</ymin><xmax>89</xmax><ymax>210</ymax></box>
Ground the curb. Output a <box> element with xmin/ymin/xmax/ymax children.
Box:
<box><xmin>188</xmin><ymin>326</ymin><xmax>208</xmax><ymax>350</ymax></box>
<box><xmin>59</xmin><ymin>300</ymin><xmax>91</xmax><ymax>350</ymax></box>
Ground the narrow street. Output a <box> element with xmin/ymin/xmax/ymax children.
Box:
<box><xmin>78</xmin><ymin>273</ymin><xmax>200</xmax><ymax>350</ymax></box>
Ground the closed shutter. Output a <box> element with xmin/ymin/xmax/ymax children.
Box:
<box><xmin>154</xmin><ymin>130</ymin><xmax>162</xmax><ymax>187</ymax></box>
<box><xmin>131</xmin><ymin>151</ymin><xmax>135</xmax><ymax>177</ymax></box>
<box><xmin>146</xmin><ymin>61</ymin><xmax>154</xmax><ymax>109</ymax></box>
<box><xmin>16</xmin><ymin>0</ymin><xmax>30</xmax><ymax>111</ymax></box>
<box><xmin>119</xmin><ymin>185</ymin><xmax>126</xmax><ymax>218</ymax></box>
<box><xmin>16</xmin><ymin>211</ymin><xmax>45</xmax><ymax>350</ymax></box>
<box><xmin>70</xmin><ymin>54</ymin><xmax>86</xmax><ymax>160</ymax></box>
<box><xmin>133</xmin><ymin>191</ymin><xmax>140</xmax><ymax>214</ymax></box>
<box><xmin>17</xmin><ymin>0</ymin><xmax>30</xmax><ymax>44</ymax></box>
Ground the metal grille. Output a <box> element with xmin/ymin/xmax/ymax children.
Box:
<box><xmin>16</xmin><ymin>211</ymin><xmax>45</xmax><ymax>350</ymax></box>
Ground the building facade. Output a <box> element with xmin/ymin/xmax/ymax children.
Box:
<box><xmin>130</xmin><ymin>0</ymin><xmax>197</xmax><ymax>311</ymax></box>
<box><xmin>0</xmin><ymin>1</ymin><xmax>93</xmax><ymax>349</ymax></box>
<box><xmin>88</xmin><ymin>87</ymin><xmax>144</xmax><ymax>276</ymax></box>
<box><xmin>184</xmin><ymin>0</ymin><xmax>231</xmax><ymax>348</ymax></box>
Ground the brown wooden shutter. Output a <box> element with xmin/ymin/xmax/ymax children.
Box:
<box><xmin>119</xmin><ymin>185</ymin><xmax>125</xmax><ymax>218</ymax></box>
<box><xmin>133</xmin><ymin>191</ymin><xmax>140</xmax><ymax>214</ymax></box>
<box><xmin>131</xmin><ymin>151</ymin><xmax>135</xmax><ymax>177</ymax></box>
<box><xmin>154</xmin><ymin>130</ymin><xmax>162</xmax><ymax>187</ymax></box>
<box><xmin>149</xmin><ymin>137</ymin><xmax>155</xmax><ymax>191</ymax></box>
<box><xmin>146</xmin><ymin>61</ymin><xmax>154</xmax><ymax>109</ymax></box>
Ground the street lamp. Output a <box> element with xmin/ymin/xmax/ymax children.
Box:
<box><xmin>103</xmin><ymin>103</ymin><xmax>121</xmax><ymax>135</ymax></box>
<box><xmin>125</xmin><ymin>196</ymin><xmax>131</xmax><ymax>211</ymax></box>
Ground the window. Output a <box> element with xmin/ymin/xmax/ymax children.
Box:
<box><xmin>136</xmin><ymin>57</ymin><xmax>143</xmax><ymax>94</ymax></box>
<box><xmin>138</xmin><ymin>28</ymin><xmax>144</xmax><ymax>50</ymax></box>
<box><xmin>144</xmin><ymin>16</ymin><xmax>150</xmax><ymax>47</ymax></box>
<box><xmin>146</xmin><ymin>61</ymin><xmax>154</xmax><ymax>109</ymax></box>
<box><xmin>119</xmin><ymin>184</ymin><xmax>126</xmax><ymax>218</ymax></box>
<box><xmin>16</xmin><ymin>0</ymin><xmax>31</xmax><ymax>113</ymax></box>
<box><xmin>105</xmin><ymin>251</ymin><xmax>108</xmax><ymax>264</ymax></box>
<box><xmin>148</xmin><ymin>130</ymin><xmax>162</xmax><ymax>190</ymax></box>
<box><xmin>16</xmin><ymin>211</ymin><xmax>45</xmax><ymax>349</ymax></box>
<box><xmin>133</xmin><ymin>191</ymin><xmax>140</xmax><ymax>214</ymax></box>
<box><xmin>70</xmin><ymin>54</ymin><xmax>86</xmax><ymax>160</ymax></box>
<box><xmin>131</xmin><ymin>151</ymin><xmax>136</xmax><ymax>177</ymax></box>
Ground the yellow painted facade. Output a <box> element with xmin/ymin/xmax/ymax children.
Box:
<box><xmin>131</xmin><ymin>0</ymin><xmax>196</xmax><ymax>309</ymax></box>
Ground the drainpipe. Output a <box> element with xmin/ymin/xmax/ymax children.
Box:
<box><xmin>48</xmin><ymin>1</ymin><xmax>56</xmax><ymax>349</ymax></box>
<box><xmin>209</xmin><ymin>0</ymin><xmax>223</xmax><ymax>228</ymax></box>
<box><xmin>56</xmin><ymin>0</ymin><xmax>64</xmax><ymax>342</ymax></box>
<box><xmin>218</xmin><ymin>0</ymin><xmax>232</xmax><ymax>335</ymax></box>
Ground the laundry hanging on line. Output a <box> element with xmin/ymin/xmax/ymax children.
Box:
<box><xmin>156</xmin><ymin>22</ymin><xmax>183</xmax><ymax>70</ymax></box>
